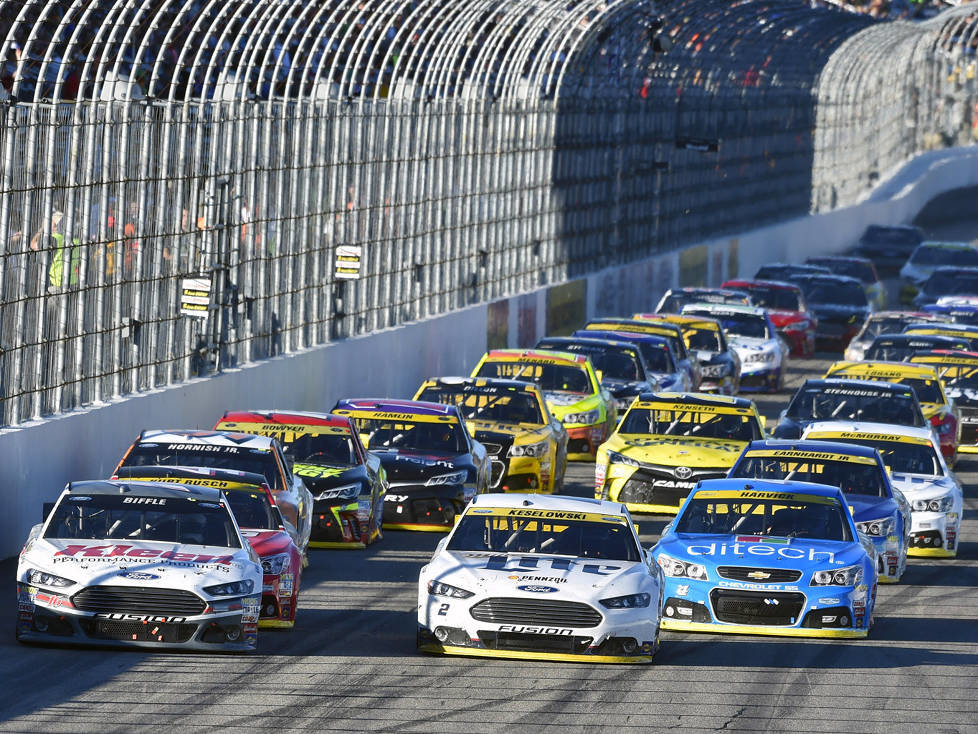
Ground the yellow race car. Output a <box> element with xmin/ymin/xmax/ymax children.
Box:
<box><xmin>595</xmin><ymin>392</ymin><xmax>765</xmax><ymax>513</ymax></box>
<box><xmin>471</xmin><ymin>349</ymin><xmax>616</xmax><ymax>461</ymax></box>
<box><xmin>909</xmin><ymin>349</ymin><xmax>978</xmax><ymax>454</ymax></box>
<box><xmin>414</xmin><ymin>376</ymin><xmax>568</xmax><ymax>493</ymax></box>
<box><xmin>822</xmin><ymin>360</ymin><xmax>960</xmax><ymax>466</ymax></box>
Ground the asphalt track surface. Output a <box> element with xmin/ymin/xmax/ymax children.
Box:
<box><xmin>3</xmin><ymin>223</ymin><xmax>978</xmax><ymax>732</ymax></box>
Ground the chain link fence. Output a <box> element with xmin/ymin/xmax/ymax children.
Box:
<box><xmin>0</xmin><ymin>0</ymin><xmax>975</xmax><ymax>427</ymax></box>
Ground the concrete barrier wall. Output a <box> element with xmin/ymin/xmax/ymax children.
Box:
<box><xmin>3</xmin><ymin>145</ymin><xmax>977</xmax><ymax>559</ymax></box>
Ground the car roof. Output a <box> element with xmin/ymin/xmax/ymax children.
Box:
<box><xmin>577</xmin><ymin>329</ymin><xmax>670</xmax><ymax>345</ymax></box>
<box><xmin>801</xmin><ymin>420</ymin><xmax>937</xmax><ymax>443</ymax></box>
<box><xmin>741</xmin><ymin>438</ymin><xmax>879</xmax><ymax>461</ymax></box>
<box><xmin>482</xmin><ymin>348</ymin><xmax>589</xmax><ymax>365</ymax></box>
<box><xmin>910</xmin><ymin>349</ymin><xmax>978</xmax><ymax>364</ymax></box>
<box><xmin>136</xmin><ymin>429</ymin><xmax>276</xmax><ymax>449</ymax></box>
<box><xmin>64</xmin><ymin>479</ymin><xmax>225</xmax><ymax>502</ymax></box>
<box><xmin>869</xmin><ymin>333</ymin><xmax>966</xmax><ymax>346</ymax></box>
<box><xmin>682</xmin><ymin>302</ymin><xmax>767</xmax><ymax>317</ymax></box>
<box><xmin>113</xmin><ymin>465</ymin><xmax>268</xmax><ymax>488</ymax></box>
<box><xmin>791</xmin><ymin>273</ymin><xmax>864</xmax><ymax>287</ymax></box>
<box><xmin>588</xmin><ymin>318</ymin><xmax>683</xmax><ymax>333</ymax></box>
<box><xmin>807</xmin><ymin>255</ymin><xmax>873</xmax><ymax>265</ymax></box>
<box><xmin>218</xmin><ymin>410</ymin><xmax>353</xmax><ymax>429</ymax></box>
<box><xmin>827</xmin><ymin>360</ymin><xmax>939</xmax><ymax>380</ymax></box>
<box><xmin>333</xmin><ymin>398</ymin><xmax>461</xmax><ymax>417</ymax></box>
<box><xmin>634</xmin><ymin>391</ymin><xmax>754</xmax><ymax>410</ymax></box>
<box><xmin>419</xmin><ymin>376</ymin><xmax>544</xmax><ymax>394</ymax></box>
<box><xmin>801</xmin><ymin>378</ymin><xmax>915</xmax><ymax>395</ymax></box>
<box><xmin>691</xmin><ymin>477</ymin><xmax>844</xmax><ymax>499</ymax></box>
<box><xmin>538</xmin><ymin>336</ymin><xmax>639</xmax><ymax>352</ymax></box>
<box><xmin>917</xmin><ymin>240</ymin><xmax>975</xmax><ymax>250</ymax></box>
<box><xmin>467</xmin><ymin>492</ymin><xmax>627</xmax><ymax>516</ymax></box>
<box><xmin>867</xmin><ymin>310</ymin><xmax>940</xmax><ymax>320</ymax></box>
<box><xmin>906</xmin><ymin>322</ymin><xmax>978</xmax><ymax>335</ymax></box>
<box><xmin>724</xmin><ymin>279</ymin><xmax>802</xmax><ymax>292</ymax></box>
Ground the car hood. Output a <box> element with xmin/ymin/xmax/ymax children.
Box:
<box><xmin>609</xmin><ymin>435</ymin><xmax>746</xmax><ymax>466</ymax></box>
<box><xmin>655</xmin><ymin>533</ymin><xmax>867</xmax><ymax>569</ymax></box>
<box><xmin>427</xmin><ymin>550</ymin><xmax>647</xmax><ymax>599</ymax></box>
<box><xmin>601</xmin><ymin>378</ymin><xmax>651</xmax><ymax>397</ymax></box>
<box><xmin>846</xmin><ymin>494</ymin><xmax>899</xmax><ymax>523</ymax></box>
<box><xmin>372</xmin><ymin>449</ymin><xmax>467</xmax><ymax>481</ymax></box>
<box><xmin>466</xmin><ymin>420</ymin><xmax>545</xmax><ymax>442</ymax></box>
<box><xmin>21</xmin><ymin>538</ymin><xmax>256</xmax><ymax>590</ymax></box>
<box><xmin>767</xmin><ymin>311</ymin><xmax>805</xmax><ymax>326</ymax></box>
<box><xmin>240</xmin><ymin>529</ymin><xmax>294</xmax><ymax>559</ymax></box>
<box><xmin>888</xmin><ymin>473</ymin><xmax>957</xmax><ymax>501</ymax></box>
<box><xmin>810</xmin><ymin>303</ymin><xmax>867</xmax><ymax>320</ymax></box>
<box><xmin>944</xmin><ymin>386</ymin><xmax>978</xmax><ymax>408</ymax></box>
<box><xmin>293</xmin><ymin>462</ymin><xmax>366</xmax><ymax>493</ymax></box>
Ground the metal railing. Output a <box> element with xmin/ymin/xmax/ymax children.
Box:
<box><xmin>0</xmin><ymin>0</ymin><xmax>975</xmax><ymax>427</ymax></box>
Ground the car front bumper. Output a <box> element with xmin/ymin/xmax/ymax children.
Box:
<box><xmin>908</xmin><ymin>509</ymin><xmax>960</xmax><ymax>557</ymax></box>
<box><xmin>382</xmin><ymin>484</ymin><xmax>476</xmax><ymax>531</ymax></box>
<box><xmin>309</xmin><ymin>496</ymin><xmax>381</xmax><ymax>548</ymax></box>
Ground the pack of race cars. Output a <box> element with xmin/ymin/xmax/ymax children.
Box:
<box><xmin>15</xmin><ymin>228</ymin><xmax>973</xmax><ymax>664</ymax></box>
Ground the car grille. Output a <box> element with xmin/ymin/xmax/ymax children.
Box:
<box><xmin>617</xmin><ymin>468</ymin><xmax>726</xmax><ymax>508</ymax></box>
<box><xmin>478</xmin><ymin>631</ymin><xmax>593</xmax><ymax>654</ymax></box>
<box><xmin>470</xmin><ymin>598</ymin><xmax>602</xmax><ymax>628</ymax></box>
<box><xmin>717</xmin><ymin>566</ymin><xmax>802</xmax><ymax>583</ymax></box>
<box><xmin>710</xmin><ymin>589</ymin><xmax>805</xmax><ymax>625</ymax></box>
<box><xmin>959</xmin><ymin>408</ymin><xmax>978</xmax><ymax>444</ymax></box>
<box><xmin>72</xmin><ymin>586</ymin><xmax>206</xmax><ymax>616</ymax></box>
<box><xmin>80</xmin><ymin>619</ymin><xmax>198</xmax><ymax>643</ymax></box>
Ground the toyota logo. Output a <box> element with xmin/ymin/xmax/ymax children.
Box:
<box><xmin>674</xmin><ymin>466</ymin><xmax>692</xmax><ymax>480</ymax></box>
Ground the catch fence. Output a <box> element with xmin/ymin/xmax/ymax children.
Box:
<box><xmin>0</xmin><ymin>0</ymin><xmax>976</xmax><ymax>426</ymax></box>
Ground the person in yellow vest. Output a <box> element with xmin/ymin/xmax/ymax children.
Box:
<box><xmin>31</xmin><ymin>211</ymin><xmax>81</xmax><ymax>289</ymax></box>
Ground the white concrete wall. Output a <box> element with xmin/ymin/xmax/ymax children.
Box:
<box><xmin>3</xmin><ymin>145</ymin><xmax>977</xmax><ymax>558</ymax></box>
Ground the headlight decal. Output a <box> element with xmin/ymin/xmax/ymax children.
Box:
<box><xmin>656</xmin><ymin>553</ymin><xmax>708</xmax><ymax>580</ymax></box>
<box><xmin>912</xmin><ymin>494</ymin><xmax>954</xmax><ymax>513</ymax></box>
<box><xmin>204</xmin><ymin>579</ymin><xmax>255</xmax><ymax>596</ymax></box>
<box><xmin>427</xmin><ymin>580</ymin><xmax>474</xmax><ymax>599</ymax></box>
<box><xmin>509</xmin><ymin>440</ymin><xmax>549</xmax><ymax>458</ymax></box>
<box><xmin>811</xmin><ymin>564</ymin><xmax>862</xmax><ymax>587</ymax></box>
<box><xmin>426</xmin><ymin>471</ymin><xmax>468</xmax><ymax>486</ymax></box>
<box><xmin>855</xmin><ymin>517</ymin><xmax>895</xmax><ymax>537</ymax></box>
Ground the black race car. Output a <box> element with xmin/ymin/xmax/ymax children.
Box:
<box><xmin>911</xmin><ymin>266</ymin><xmax>978</xmax><ymax>308</ymax></box>
<box><xmin>852</xmin><ymin>224</ymin><xmax>925</xmax><ymax>274</ymax></box>
<box><xmin>772</xmin><ymin>378</ymin><xmax>927</xmax><ymax>439</ymax></box>
<box><xmin>535</xmin><ymin>335</ymin><xmax>657</xmax><ymax>415</ymax></box>
<box><xmin>791</xmin><ymin>273</ymin><xmax>872</xmax><ymax>350</ymax></box>
<box><xmin>864</xmin><ymin>333</ymin><xmax>971</xmax><ymax>362</ymax></box>
<box><xmin>753</xmin><ymin>262</ymin><xmax>831</xmax><ymax>283</ymax></box>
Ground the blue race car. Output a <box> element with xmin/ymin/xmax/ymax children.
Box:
<box><xmin>727</xmin><ymin>439</ymin><xmax>911</xmax><ymax>583</ymax></box>
<box><xmin>651</xmin><ymin>478</ymin><xmax>878</xmax><ymax>638</ymax></box>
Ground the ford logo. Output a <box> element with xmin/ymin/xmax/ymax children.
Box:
<box><xmin>120</xmin><ymin>571</ymin><xmax>160</xmax><ymax>581</ymax></box>
<box><xmin>518</xmin><ymin>585</ymin><xmax>558</xmax><ymax>593</ymax></box>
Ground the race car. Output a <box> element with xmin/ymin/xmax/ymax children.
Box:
<box><xmin>414</xmin><ymin>376</ymin><xmax>568</xmax><ymax>493</ymax></box>
<box><xmin>574</xmin><ymin>330</ymin><xmax>691</xmax><ymax>393</ymax></box>
<box><xmin>721</xmin><ymin>279</ymin><xmax>817</xmax><ymax>357</ymax></box>
<box><xmin>727</xmin><ymin>440</ymin><xmax>910</xmax><ymax>583</ymax></box>
<box><xmin>582</xmin><ymin>319</ymin><xmax>701</xmax><ymax>390</ymax></box>
<box><xmin>471</xmin><ymin>349</ymin><xmax>616</xmax><ymax>461</ymax></box>
<box><xmin>214</xmin><ymin>411</ymin><xmax>386</xmax><ymax>549</ymax></box>
<box><xmin>633</xmin><ymin>313</ymin><xmax>741</xmax><ymax>395</ymax></box>
<box><xmin>417</xmin><ymin>493</ymin><xmax>663</xmax><ymax>663</ymax></box>
<box><xmin>753</xmin><ymin>262</ymin><xmax>831</xmax><ymax>282</ymax></box>
<box><xmin>904</xmin><ymin>322</ymin><xmax>978</xmax><ymax>351</ymax></box>
<box><xmin>112</xmin><ymin>466</ymin><xmax>302</xmax><ymax>628</ymax></box>
<box><xmin>791</xmin><ymin>273</ymin><xmax>873</xmax><ymax>351</ymax></box>
<box><xmin>805</xmin><ymin>255</ymin><xmax>886</xmax><ymax>311</ymax></box>
<box><xmin>772</xmin><ymin>379</ymin><xmax>927</xmax><ymax>439</ymax></box>
<box><xmin>651</xmin><ymin>478</ymin><xmax>878</xmax><ymax>637</ymax></box>
<box><xmin>535</xmin><ymin>336</ymin><xmax>660</xmax><ymax>414</ymax></box>
<box><xmin>17</xmin><ymin>480</ymin><xmax>262</xmax><ymax>650</ymax></box>
<box><xmin>909</xmin><ymin>350</ymin><xmax>978</xmax><ymax>454</ymax></box>
<box><xmin>595</xmin><ymin>392</ymin><xmax>765</xmax><ymax>514</ymax></box>
<box><xmin>654</xmin><ymin>286</ymin><xmax>751</xmax><ymax>313</ymax></box>
<box><xmin>822</xmin><ymin>361</ymin><xmax>959</xmax><ymax>465</ymax></box>
<box><xmin>331</xmin><ymin>399</ymin><xmax>489</xmax><ymax>530</ymax></box>
<box><xmin>852</xmin><ymin>223</ymin><xmax>924</xmax><ymax>275</ymax></box>
<box><xmin>844</xmin><ymin>311</ymin><xmax>945</xmax><ymax>362</ymax></box>
<box><xmin>681</xmin><ymin>303</ymin><xmax>788</xmax><ymax>392</ymax></box>
<box><xmin>114</xmin><ymin>430</ymin><xmax>313</xmax><ymax>554</ymax></box>
<box><xmin>910</xmin><ymin>266</ymin><xmax>978</xmax><ymax>308</ymax></box>
<box><xmin>922</xmin><ymin>301</ymin><xmax>978</xmax><ymax>326</ymax></box>
<box><xmin>899</xmin><ymin>241</ymin><xmax>978</xmax><ymax>302</ymax></box>
<box><xmin>864</xmin><ymin>333</ymin><xmax>971</xmax><ymax>362</ymax></box>
<box><xmin>801</xmin><ymin>423</ymin><xmax>963</xmax><ymax>558</ymax></box>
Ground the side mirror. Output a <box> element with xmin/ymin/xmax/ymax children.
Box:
<box><xmin>42</xmin><ymin>502</ymin><xmax>55</xmax><ymax>524</ymax></box>
<box><xmin>27</xmin><ymin>523</ymin><xmax>44</xmax><ymax>543</ymax></box>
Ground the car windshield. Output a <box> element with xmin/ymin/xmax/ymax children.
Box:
<box><xmin>276</xmin><ymin>432</ymin><xmax>358</xmax><ymax>466</ymax></box>
<box><xmin>823</xmin><ymin>438</ymin><xmax>943</xmax><ymax>476</ymax></box>
<box><xmin>729</xmin><ymin>455</ymin><xmax>886</xmax><ymax>497</ymax></box>
<box><xmin>120</xmin><ymin>444</ymin><xmax>283</xmax><ymax>490</ymax></box>
<box><xmin>946</xmin><ymin>310</ymin><xmax>978</xmax><ymax>326</ymax></box>
<box><xmin>685</xmin><ymin>326</ymin><xmax>722</xmax><ymax>353</ymax></box>
<box><xmin>539</xmin><ymin>342</ymin><xmax>643</xmax><ymax>381</ymax></box>
<box><xmin>44</xmin><ymin>493</ymin><xmax>241</xmax><ymax>547</ymax></box>
<box><xmin>620</xmin><ymin>406</ymin><xmax>761</xmax><ymax>441</ymax></box>
<box><xmin>447</xmin><ymin>512</ymin><xmax>640</xmax><ymax>562</ymax></box>
<box><xmin>755</xmin><ymin>266</ymin><xmax>816</xmax><ymax>281</ymax></box>
<box><xmin>802</xmin><ymin>281</ymin><xmax>868</xmax><ymax>307</ymax></box>
<box><xmin>476</xmin><ymin>360</ymin><xmax>592</xmax><ymax>394</ymax></box>
<box><xmin>862</xmin><ymin>226</ymin><xmax>921</xmax><ymax>247</ymax></box>
<box><xmin>675</xmin><ymin>497</ymin><xmax>851</xmax><ymax>542</ymax></box>
<box><xmin>859</xmin><ymin>316</ymin><xmax>920</xmax><ymax>341</ymax></box>
<box><xmin>744</xmin><ymin>287</ymin><xmax>800</xmax><ymax>311</ymax></box>
<box><xmin>223</xmin><ymin>489</ymin><xmax>279</xmax><ymax>530</ymax></box>
<box><xmin>811</xmin><ymin>260</ymin><xmax>876</xmax><ymax>284</ymax></box>
<box><xmin>925</xmin><ymin>363</ymin><xmax>978</xmax><ymax>390</ymax></box>
<box><xmin>828</xmin><ymin>373</ymin><xmax>942</xmax><ymax>404</ymax></box>
<box><xmin>785</xmin><ymin>387</ymin><xmax>923</xmax><ymax>427</ymax></box>
<box><xmin>922</xmin><ymin>271</ymin><xmax>978</xmax><ymax>295</ymax></box>
<box><xmin>353</xmin><ymin>417</ymin><xmax>466</xmax><ymax>453</ymax></box>
<box><xmin>911</xmin><ymin>246</ymin><xmax>978</xmax><ymax>266</ymax></box>
<box><xmin>715</xmin><ymin>314</ymin><xmax>770</xmax><ymax>339</ymax></box>
<box><xmin>417</xmin><ymin>386</ymin><xmax>544</xmax><ymax>425</ymax></box>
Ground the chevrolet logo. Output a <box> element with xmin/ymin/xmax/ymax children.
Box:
<box><xmin>747</xmin><ymin>571</ymin><xmax>771</xmax><ymax>580</ymax></box>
